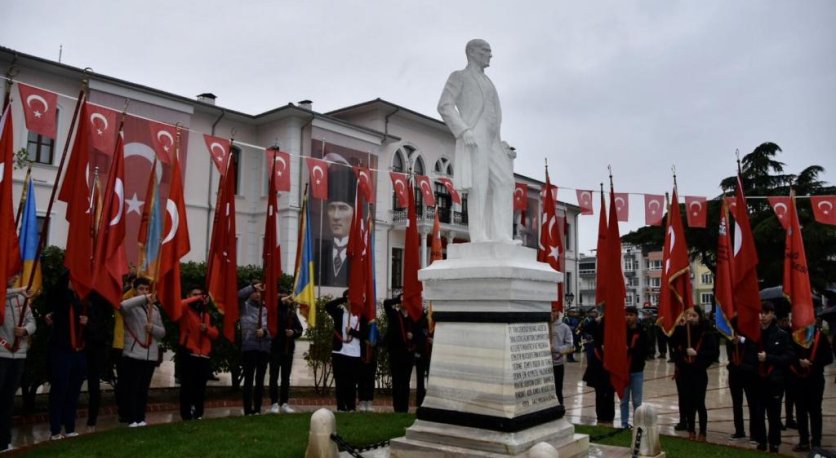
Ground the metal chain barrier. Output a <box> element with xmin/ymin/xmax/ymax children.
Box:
<box><xmin>330</xmin><ymin>433</ymin><xmax>391</xmax><ymax>457</ymax></box>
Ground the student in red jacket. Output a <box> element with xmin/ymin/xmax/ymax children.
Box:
<box><xmin>178</xmin><ymin>287</ymin><xmax>219</xmax><ymax>420</ymax></box>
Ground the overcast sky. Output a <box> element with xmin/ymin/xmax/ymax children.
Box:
<box><xmin>3</xmin><ymin>1</ymin><xmax>835</xmax><ymax>253</ymax></box>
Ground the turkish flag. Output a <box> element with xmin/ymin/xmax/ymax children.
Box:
<box><xmin>59</xmin><ymin>101</ymin><xmax>97</xmax><ymax>298</ymax></box>
<box><xmin>594</xmin><ymin>191</ymin><xmax>607</xmax><ymax>307</ymax></box>
<box><xmin>267</xmin><ymin>149</ymin><xmax>291</xmax><ymax>192</ymax></box>
<box><xmin>430</xmin><ymin>211</ymin><xmax>443</xmax><ymax>263</ymax></box>
<box><xmin>91</xmin><ymin>131</ymin><xmax>129</xmax><ymax>308</ymax></box>
<box><xmin>537</xmin><ymin>171</ymin><xmax>562</xmax><ymax>311</ymax></box>
<box><xmin>306</xmin><ymin>157</ymin><xmax>328</xmax><ymax>200</ymax></box>
<box><xmin>18</xmin><ymin>83</ymin><xmax>58</xmax><ymax>140</ymax></box>
<box><xmin>811</xmin><ymin>196</ymin><xmax>836</xmax><ymax>225</ymax></box>
<box><xmin>540</xmin><ymin>183</ymin><xmax>557</xmax><ymax>202</ymax></box>
<box><xmin>657</xmin><ymin>189</ymin><xmax>693</xmax><ymax>336</ymax></box>
<box><xmin>614</xmin><ymin>192</ymin><xmax>629</xmax><ymax>221</ymax></box>
<box><xmin>731</xmin><ymin>176</ymin><xmax>761</xmax><ymax>343</ymax></box>
<box><xmin>402</xmin><ymin>183</ymin><xmax>423</xmax><ymax>321</ymax></box>
<box><xmin>147</xmin><ymin>120</ymin><xmax>177</xmax><ymax>164</ymax></box>
<box><xmin>207</xmin><ymin>162</ymin><xmax>238</xmax><ymax>341</ymax></box>
<box><xmin>514</xmin><ymin>183</ymin><xmax>528</xmax><ymax>211</ymax></box>
<box><xmin>437</xmin><ymin>177</ymin><xmax>460</xmax><ymax>205</ymax></box>
<box><xmin>347</xmin><ymin>193</ymin><xmax>367</xmax><ymax>312</ymax></box>
<box><xmin>783</xmin><ymin>194</ymin><xmax>815</xmax><ymax>346</ymax></box>
<box><xmin>390</xmin><ymin>172</ymin><xmax>409</xmax><ymax>208</ymax></box>
<box><xmin>767</xmin><ymin>196</ymin><xmax>791</xmax><ymax>230</ymax></box>
<box><xmin>576</xmin><ymin>189</ymin><xmax>594</xmax><ymax>215</ymax></box>
<box><xmin>416</xmin><ymin>175</ymin><xmax>435</xmax><ymax>207</ymax></box>
<box><xmin>363</xmin><ymin>215</ymin><xmax>376</xmax><ymax>322</ymax></box>
<box><xmin>685</xmin><ymin>196</ymin><xmax>708</xmax><ymax>228</ymax></box>
<box><xmin>85</xmin><ymin>102</ymin><xmax>119</xmax><ymax>155</ymax></box>
<box><xmin>725</xmin><ymin>196</ymin><xmax>739</xmax><ymax>218</ymax></box>
<box><xmin>203</xmin><ymin>134</ymin><xmax>231</xmax><ymax>175</ymax></box>
<box><xmin>354</xmin><ymin>166</ymin><xmax>375</xmax><ymax>203</ymax></box>
<box><xmin>603</xmin><ymin>185</ymin><xmax>628</xmax><ymax>398</ymax></box>
<box><xmin>157</xmin><ymin>158</ymin><xmax>191</xmax><ymax>322</ymax></box>
<box><xmin>262</xmin><ymin>158</ymin><xmax>281</xmax><ymax>335</ymax></box>
<box><xmin>0</xmin><ymin>106</ymin><xmax>22</xmax><ymax>324</ymax></box>
<box><xmin>644</xmin><ymin>194</ymin><xmax>665</xmax><ymax>226</ymax></box>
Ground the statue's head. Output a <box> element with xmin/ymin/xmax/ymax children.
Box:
<box><xmin>465</xmin><ymin>39</ymin><xmax>492</xmax><ymax>69</ymax></box>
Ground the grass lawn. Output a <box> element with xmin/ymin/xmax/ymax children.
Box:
<box><xmin>19</xmin><ymin>414</ymin><xmax>771</xmax><ymax>457</ymax></box>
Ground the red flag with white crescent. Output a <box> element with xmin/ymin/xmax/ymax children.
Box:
<box><xmin>390</xmin><ymin>172</ymin><xmax>409</xmax><ymax>208</ymax></box>
<box><xmin>614</xmin><ymin>192</ymin><xmax>629</xmax><ymax>222</ymax></box>
<box><xmin>657</xmin><ymin>188</ymin><xmax>693</xmax><ymax>336</ymax></box>
<box><xmin>576</xmin><ymin>189</ymin><xmax>594</xmax><ymax>215</ymax></box>
<box><xmin>91</xmin><ymin>130</ymin><xmax>129</xmax><ymax>308</ymax></box>
<box><xmin>783</xmin><ymin>194</ymin><xmax>815</xmax><ymax>347</ymax></box>
<box><xmin>157</xmin><ymin>158</ymin><xmax>191</xmax><ymax>321</ymax></box>
<box><xmin>644</xmin><ymin>194</ymin><xmax>665</xmax><ymax>226</ymax></box>
<box><xmin>267</xmin><ymin>149</ymin><xmax>291</xmax><ymax>192</ymax></box>
<box><xmin>537</xmin><ymin>171</ymin><xmax>562</xmax><ymax>312</ymax></box>
<box><xmin>306</xmin><ymin>157</ymin><xmax>329</xmax><ymax>200</ymax></box>
<box><xmin>684</xmin><ymin>196</ymin><xmax>707</xmax><ymax>228</ymax></box>
<box><xmin>416</xmin><ymin>175</ymin><xmax>435</xmax><ymax>207</ymax></box>
<box><xmin>513</xmin><ymin>183</ymin><xmax>528</xmax><ymax>211</ymax></box>
<box><xmin>731</xmin><ymin>175</ymin><xmax>761</xmax><ymax>343</ymax></box>
<box><xmin>714</xmin><ymin>200</ymin><xmax>735</xmax><ymax>339</ymax></box>
<box><xmin>17</xmin><ymin>83</ymin><xmax>58</xmax><ymax>140</ymax></box>
<box><xmin>810</xmin><ymin>196</ymin><xmax>836</xmax><ymax>226</ymax></box>
<box><xmin>207</xmin><ymin>161</ymin><xmax>239</xmax><ymax>341</ymax></box>
<box><xmin>85</xmin><ymin>103</ymin><xmax>119</xmax><ymax>155</ymax></box>
<box><xmin>147</xmin><ymin>120</ymin><xmax>177</xmax><ymax>164</ymax></box>
<box><xmin>262</xmin><ymin>158</ymin><xmax>281</xmax><ymax>335</ymax></box>
<box><xmin>354</xmin><ymin>166</ymin><xmax>375</xmax><ymax>203</ymax></box>
<box><xmin>0</xmin><ymin>105</ymin><xmax>22</xmax><ymax>324</ymax></box>
<box><xmin>203</xmin><ymin>134</ymin><xmax>231</xmax><ymax>175</ymax></box>
<box><xmin>603</xmin><ymin>185</ymin><xmax>628</xmax><ymax>398</ymax></box>
<box><xmin>767</xmin><ymin>196</ymin><xmax>792</xmax><ymax>230</ymax></box>
<box><xmin>347</xmin><ymin>190</ymin><xmax>367</xmax><ymax>312</ymax></box>
<box><xmin>437</xmin><ymin>177</ymin><xmax>460</xmax><ymax>205</ymax></box>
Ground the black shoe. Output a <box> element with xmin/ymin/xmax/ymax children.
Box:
<box><xmin>785</xmin><ymin>420</ymin><xmax>798</xmax><ymax>429</ymax></box>
<box><xmin>730</xmin><ymin>432</ymin><xmax>746</xmax><ymax>440</ymax></box>
<box><xmin>792</xmin><ymin>444</ymin><xmax>810</xmax><ymax>452</ymax></box>
<box><xmin>674</xmin><ymin>423</ymin><xmax>687</xmax><ymax>431</ymax></box>
<box><xmin>780</xmin><ymin>422</ymin><xmax>787</xmax><ymax>431</ymax></box>
<box><xmin>769</xmin><ymin>445</ymin><xmax>779</xmax><ymax>453</ymax></box>
<box><xmin>756</xmin><ymin>443</ymin><xmax>767</xmax><ymax>451</ymax></box>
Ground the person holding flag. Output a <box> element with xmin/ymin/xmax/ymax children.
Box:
<box><xmin>238</xmin><ymin>281</ymin><xmax>271</xmax><ymax>416</ymax></box>
<box><xmin>325</xmin><ymin>290</ymin><xmax>362</xmax><ymax>412</ymax></box>
<box><xmin>787</xmin><ymin>320</ymin><xmax>832</xmax><ymax>452</ymax></box>
<box><xmin>384</xmin><ymin>293</ymin><xmax>416</xmax><ymax>413</ymax></box>
<box><xmin>268</xmin><ymin>292</ymin><xmax>303</xmax><ymax>414</ymax></box>
<box><xmin>177</xmin><ymin>287</ymin><xmax>219</xmax><ymax>421</ymax></box>
<box><xmin>1</xmin><ymin>274</ymin><xmax>35</xmax><ymax>452</ymax></box>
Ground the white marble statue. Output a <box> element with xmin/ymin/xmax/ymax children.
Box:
<box><xmin>438</xmin><ymin>38</ymin><xmax>516</xmax><ymax>243</ymax></box>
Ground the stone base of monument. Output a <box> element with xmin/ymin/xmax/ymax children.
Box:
<box><xmin>388</xmin><ymin>242</ymin><xmax>589</xmax><ymax>458</ymax></box>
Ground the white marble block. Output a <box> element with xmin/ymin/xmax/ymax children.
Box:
<box><xmin>632</xmin><ymin>404</ymin><xmax>666</xmax><ymax>458</ymax></box>
<box><xmin>389</xmin><ymin>242</ymin><xmax>589</xmax><ymax>457</ymax></box>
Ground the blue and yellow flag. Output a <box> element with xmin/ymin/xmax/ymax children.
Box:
<box><xmin>293</xmin><ymin>193</ymin><xmax>316</xmax><ymax>326</ymax></box>
<box><xmin>17</xmin><ymin>177</ymin><xmax>41</xmax><ymax>292</ymax></box>
<box><xmin>137</xmin><ymin>167</ymin><xmax>162</xmax><ymax>278</ymax></box>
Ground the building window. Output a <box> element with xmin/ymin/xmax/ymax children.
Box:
<box><xmin>701</xmin><ymin>272</ymin><xmax>713</xmax><ymax>285</ymax></box>
<box><xmin>625</xmin><ymin>260</ymin><xmax>639</xmax><ymax>271</ymax></box>
<box><xmin>700</xmin><ymin>293</ymin><xmax>714</xmax><ymax>305</ymax></box>
<box><xmin>391</xmin><ymin>248</ymin><xmax>403</xmax><ymax>289</ymax></box>
<box><xmin>413</xmin><ymin>155</ymin><xmax>424</xmax><ymax>175</ymax></box>
<box><xmin>649</xmin><ymin>260</ymin><xmax>662</xmax><ymax>271</ymax></box>
<box><xmin>649</xmin><ymin>277</ymin><xmax>661</xmax><ymax>288</ymax></box>
<box><xmin>230</xmin><ymin>146</ymin><xmax>241</xmax><ymax>195</ymax></box>
<box><xmin>434</xmin><ymin>182</ymin><xmax>451</xmax><ymax>222</ymax></box>
<box><xmin>626</xmin><ymin>295</ymin><xmax>633</xmax><ymax>305</ymax></box>
<box><xmin>392</xmin><ymin>150</ymin><xmax>405</xmax><ymax>172</ymax></box>
<box><xmin>627</xmin><ymin>277</ymin><xmax>639</xmax><ymax>287</ymax></box>
<box><xmin>27</xmin><ymin>132</ymin><xmax>55</xmax><ymax>165</ymax></box>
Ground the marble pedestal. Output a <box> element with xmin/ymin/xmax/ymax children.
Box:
<box><xmin>389</xmin><ymin>242</ymin><xmax>589</xmax><ymax>457</ymax></box>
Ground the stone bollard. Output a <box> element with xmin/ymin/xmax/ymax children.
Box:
<box><xmin>527</xmin><ymin>442</ymin><xmax>560</xmax><ymax>458</ymax></box>
<box><xmin>304</xmin><ymin>408</ymin><xmax>339</xmax><ymax>458</ymax></box>
<box><xmin>631</xmin><ymin>404</ymin><xmax>665</xmax><ymax>458</ymax></box>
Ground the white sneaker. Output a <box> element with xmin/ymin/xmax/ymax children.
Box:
<box><xmin>280</xmin><ymin>403</ymin><xmax>296</xmax><ymax>414</ymax></box>
<box><xmin>0</xmin><ymin>444</ymin><xmax>15</xmax><ymax>453</ymax></box>
<box><xmin>64</xmin><ymin>432</ymin><xmax>79</xmax><ymax>438</ymax></box>
<box><xmin>128</xmin><ymin>422</ymin><xmax>139</xmax><ymax>428</ymax></box>
<box><xmin>270</xmin><ymin>403</ymin><xmax>280</xmax><ymax>414</ymax></box>
<box><xmin>49</xmin><ymin>434</ymin><xmax>63</xmax><ymax>440</ymax></box>
<box><xmin>137</xmin><ymin>421</ymin><xmax>147</xmax><ymax>427</ymax></box>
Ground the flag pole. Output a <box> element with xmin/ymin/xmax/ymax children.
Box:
<box><xmin>13</xmin><ymin>77</ymin><xmax>89</xmax><ymax>348</ymax></box>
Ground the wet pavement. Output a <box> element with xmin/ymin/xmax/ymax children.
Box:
<box><xmin>9</xmin><ymin>342</ymin><xmax>835</xmax><ymax>456</ymax></box>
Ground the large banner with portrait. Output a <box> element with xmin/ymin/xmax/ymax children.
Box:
<box><xmin>309</xmin><ymin>139</ymin><xmax>377</xmax><ymax>288</ymax></box>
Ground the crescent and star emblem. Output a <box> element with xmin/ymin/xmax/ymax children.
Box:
<box><xmin>818</xmin><ymin>200</ymin><xmax>833</xmax><ymax>214</ymax></box>
<box><xmin>312</xmin><ymin>166</ymin><xmax>324</xmax><ymax>184</ymax></box>
<box><xmin>162</xmin><ymin>199</ymin><xmax>179</xmax><ymax>244</ymax></box>
<box><xmin>209</xmin><ymin>142</ymin><xmax>226</xmax><ymax>160</ymax></box>
<box><xmin>156</xmin><ymin>130</ymin><xmax>174</xmax><ymax>152</ymax></box>
<box><xmin>90</xmin><ymin>112</ymin><xmax>109</xmax><ymax>136</ymax></box>
<box><xmin>395</xmin><ymin>180</ymin><xmax>405</xmax><ymax>194</ymax></box>
<box><xmin>420</xmin><ymin>180</ymin><xmax>432</xmax><ymax>195</ymax></box>
<box><xmin>689</xmin><ymin>201</ymin><xmax>702</xmax><ymax>216</ymax></box>
<box><xmin>615</xmin><ymin>196</ymin><xmax>626</xmax><ymax>210</ymax></box>
<box><xmin>581</xmin><ymin>191</ymin><xmax>591</xmax><ymax>205</ymax></box>
<box><xmin>26</xmin><ymin>94</ymin><xmax>48</xmax><ymax>118</ymax></box>
<box><xmin>773</xmin><ymin>202</ymin><xmax>788</xmax><ymax>217</ymax></box>
<box><xmin>275</xmin><ymin>156</ymin><xmax>287</xmax><ymax>176</ymax></box>
<box><xmin>109</xmin><ymin>178</ymin><xmax>124</xmax><ymax>226</ymax></box>
<box><xmin>648</xmin><ymin>199</ymin><xmax>661</xmax><ymax>214</ymax></box>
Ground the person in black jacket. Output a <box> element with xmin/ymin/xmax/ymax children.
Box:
<box><xmin>749</xmin><ymin>301</ymin><xmax>794</xmax><ymax>453</ymax></box>
<box><xmin>581</xmin><ymin>313</ymin><xmax>614</xmax><ymax>424</ymax></box>
<box><xmin>619</xmin><ymin>306</ymin><xmax>647</xmax><ymax>429</ymax></box>
<box><xmin>672</xmin><ymin>306</ymin><xmax>719</xmax><ymax>441</ymax></box>
<box><xmin>357</xmin><ymin>315</ymin><xmax>378</xmax><ymax>412</ymax></box>
<box><xmin>725</xmin><ymin>317</ymin><xmax>757</xmax><ymax>441</ymax></box>
<box><xmin>325</xmin><ymin>290</ymin><xmax>362</xmax><ymax>412</ymax></box>
<box><xmin>82</xmin><ymin>292</ymin><xmax>110</xmax><ymax>432</ymax></box>
<box><xmin>268</xmin><ymin>292</ymin><xmax>303</xmax><ymax>414</ymax></box>
<box><xmin>788</xmin><ymin>323</ymin><xmax>833</xmax><ymax>452</ymax></box>
<box><xmin>413</xmin><ymin>308</ymin><xmax>433</xmax><ymax>408</ymax></box>
<box><xmin>384</xmin><ymin>294</ymin><xmax>415</xmax><ymax>413</ymax></box>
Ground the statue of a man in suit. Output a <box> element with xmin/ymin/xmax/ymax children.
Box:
<box><xmin>438</xmin><ymin>39</ymin><xmax>516</xmax><ymax>243</ymax></box>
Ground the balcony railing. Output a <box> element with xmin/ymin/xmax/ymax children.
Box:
<box><xmin>392</xmin><ymin>206</ymin><xmax>468</xmax><ymax>228</ymax></box>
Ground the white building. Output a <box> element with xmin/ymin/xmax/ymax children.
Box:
<box><xmin>1</xmin><ymin>46</ymin><xmax>579</xmax><ymax>301</ymax></box>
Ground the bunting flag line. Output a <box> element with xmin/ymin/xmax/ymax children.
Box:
<box><xmin>437</xmin><ymin>177</ymin><xmax>460</xmax><ymax>205</ymax></box>
<box><xmin>354</xmin><ymin>166</ymin><xmax>375</xmax><ymax>204</ymax></box>
<box><xmin>147</xmin><ymin>120</ymin><xmax>177</xmax><ymax>164</ymax></box>
<box><xmin>203</xmin><ymin>134</ymin><xmax>231</xmax><ymax>175</ymax></box>
<box><xmin>0</xmin><ymin>105</ymin><xmax>22</xmax><ymax>324</ymax></box>
<box><xmin>390</xmin><ymin>172</ymin><xmax>409</xmax><ymax>208</ymax></box>
<box><xmin>17</xmin><ymin>82</ymin><xmax>58</xmax><ymax>140</ymax></box>
<box><xmin>576</xmin><ymin>189</ymin><xmax>594</xmax><ymax>215</ymax></box>
<box><xmin>514</xmin><ymin>183</ymin><xmax>528</xmax><ymax>211</ymax></box>
<box><xmin>644</xmin><ymin>194</ymin><xmax>664</xmax><ymax>226</ymax></box>
<box><xmin>810</xmin><ymin>196</ymin><xmax>836</xmax><ymax>226</ymax></box>
<box><xmin>293</xmin><ymin>189</ymin><xmax>317</xmax><ymax>326</ymax></box>
<box><xmin>782</xmin><ymin>193</ymin><xmax>815</xmax><ymax>347</ymax></box>
<box><xmin>767</xmin><ymin>196</ymin><xmax>791</xmax><ymax>230</ymax></box>
<box><xmin>714</xmin><ymin>199</ymin><xmax>735</xmax><ymax>339</ymax></box>
<box><xmin>267</xmin><ymin>148</ymin><xmax>291</xmax><ymax>192</ymax></box>
<box><xmin>614</xmin><ymin>192</ymin><xmax>629</xmax><ymax>222</ymax></box>
<box><xmin>416</xmin><ymin>175</ymin><xmax>435</xmax><ymax>207</ymax></box>
<box><xmin>306</xmin><ymin>157</ymin><xmax>329</xmax><ymax>200</ymax></box>
<box><xmin>685</xmin><ymin>196</ymin><xmax>707</xmax><ymax>228</ymax></box>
